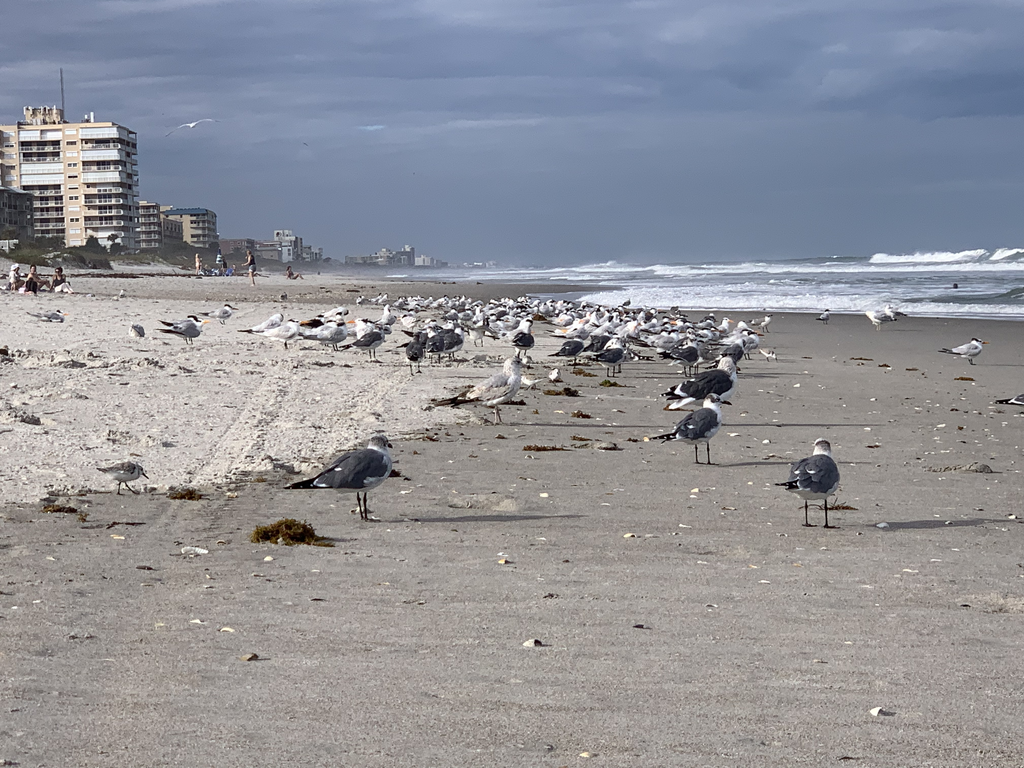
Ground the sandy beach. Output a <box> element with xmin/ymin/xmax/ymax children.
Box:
<box><xmin>2</xmin><ymin>267</ymin><xmax>1023</xmax><ymax>767</ymax></box>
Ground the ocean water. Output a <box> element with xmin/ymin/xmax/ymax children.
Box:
<box><xmin>408</xmin><ymin>248</ymin><xmax>1024</xmax><ymax>320</ymax></box>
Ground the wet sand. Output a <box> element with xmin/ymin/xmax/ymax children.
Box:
<box><xmin>2</xmin><ymin>271</ymin><xmax>1023</xmax><ymax>766</ymax></box>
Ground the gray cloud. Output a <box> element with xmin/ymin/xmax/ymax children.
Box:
<box><xmin>3</xmin><ymin>0</ymin><xmax>1021</xmax><ymax>263</ymax></box>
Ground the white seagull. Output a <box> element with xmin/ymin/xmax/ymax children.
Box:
<box><xmin>938</xmin><ymin>338</ymin><xmax>984</xmax><ymax>365</ymax></box>
<box><xmin>166</xmin><ymin>119</ymin><xmax>219</xmax><ymax>137</ymax></box>
<box><xmin>432</xmin><ymin>356</ymin><xmax>523</xmax><ymax>424</ymax></box>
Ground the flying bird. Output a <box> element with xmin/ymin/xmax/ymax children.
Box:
<box><xmin>286</xmin><ymin>435</ymin><xmax>393</xmax><ymax>521</ymax></box>
<box><xmin>166</xmin><ymin>119</ymin><xmax>219</xmax><ymax>137</ymax></box>
<box><xmin>776</xmin><ymin>438</ymin><xmax>841</xmax><ymax>528</ymax></box>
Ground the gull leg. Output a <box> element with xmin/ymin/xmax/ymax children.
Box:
<box><xmin>116</xmin><ymin>482</ymin><xmax>123</xmax><ymax>496</ymax></box>
<box><xmin>706</xmin><ymin>443</ymin><xmax>712</xmax><ymax>465</ymax></box>
<box><xmin>493</xmin><ymin>405</ymin><xmax>502</xmax><ymax>425</ymax></box>
<box><xmin>802</xmin><ymin>500</ymin><xmax>816</xmax><ymax>527</ymax></box>
<box><xmin>823</xmin><ymin>498</ymin><xmax>835</xmax><ymax>529</ymax></box>
<box><xmin>693</xmin><ymin>444</ymin><xmax>699</xmax><ymax>464</ymax></box>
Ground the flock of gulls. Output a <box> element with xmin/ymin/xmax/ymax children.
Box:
<box><xmin>60</xmin><ymin>292</ymin><xmax>1005</xmax><ymax>527</ymax></box>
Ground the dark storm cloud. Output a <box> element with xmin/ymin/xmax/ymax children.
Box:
<box><xmin>2</xmin><ymin>0</ymin><xmax>1021</xmax><ymax>263</ymax></box>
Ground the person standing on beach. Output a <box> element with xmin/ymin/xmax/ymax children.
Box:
<box><xmin>195</xmin><ymin>253</ymin><xmax>203</xmax><ymax>276</ymax></box>
<box><xmin>215</xmin><ymin>250</ymin><xmax>225</xmax><ymax>275</ymax></box>
<box><xmin>244</xmin><ymin>249</ymin><xmax>257</xmax><ymax>286</ymax></box>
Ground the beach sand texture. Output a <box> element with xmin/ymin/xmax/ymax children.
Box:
<box><xmin>2</xmin><ymin>271</ymin><xmax>1023</xmax><ymax>766</ymax></box>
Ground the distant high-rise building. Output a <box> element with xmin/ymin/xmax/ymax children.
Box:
<box><xmin>0</xmin><ymin>106</ymin><xmax>139</xmax><ymax>249</ymax></box>
<box><xmin>162</xmin><ymin>207</ymin><xmax>218</xmax><ymax>249</ymax></box>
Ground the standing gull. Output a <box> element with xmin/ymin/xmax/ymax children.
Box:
<box><xmin>286</xmin><ymin>435</ymin><xmax>393</xmax><ymax>521</ymax></box>
<box><xmin>156</xmin><ymin>316</ymin><xmax>209</xmax><ymax>344</ymax></box>
<box><xmin>432</xmin><ymin>356</ymin><xmax>523</xmax><ymax>424</ymax></box>
<box><xmin>663</xmin><ymin>358</ymin><xmax>737</xmax><ymax>410</ymax></box>
<box><xmin>938</xmin><ymin>338</ymin><xmax>984</xmax><ymax>365</ymax></box>
<box><xmin>97</xmin><ymin>461</ymin><xmax>148</xmax><ymax>495</ymax></box>
<box><xmin>776</xmin><ymin>438</ymin><xmax>841</xmax><ymax>528</ymax></box>
<box><xmin>651</xmin><ymin>393</ymin><xmax>725</xmax><ymax>464</ymax></box>
<box><xmin>817</xmin><ymin>310</ymin><xmax>830</xmax><ymax>325</ymax></box>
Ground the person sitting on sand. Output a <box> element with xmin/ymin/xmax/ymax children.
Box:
<box><xmin>24</xmin><ymin>264</ymin><xmax>49</xmax><ymax>294</ymax></box>
<box><xmin>51</xmin><ymin>266</ymin><xmax>74</xmax><ymax>294</ymax></box>
<box><xmin>8</xmin><ymin>264</ymin><xmax>23</xmax><ymax>292</ymax></box>
<box><xmin>285</xmin><ymin>265</ymin><xmax>304</xmax><ymax>280</ymax></box>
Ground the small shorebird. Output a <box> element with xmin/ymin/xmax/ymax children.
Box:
<box><xmin>129</xmin><ymin>324</ymin><xmax>145</xmax><ymax>338</ymax></box>
<box><xmin>776</xmin><ymin>438</ymin><xmax>841</xmax><ymax>528</ymax></box>
<box><xmin>97</xmin><ymin>461</ymin><xmax>148</xmax><ymax>495</ymax></box>
<box><xmin>286</xmin><ymin>435</ymin><xmax>393</xmax><ymax>521</ymax></box>
<box><xmin>817</xmin><ymin>309</ymin><xmax>830</xmax><ymax>325</ymax></box>
<box><xmin>938</xmin><ymin>338</ymin><xmax>984</xmax><ymax>365</ymax></box>
<box><xmin>27</xmin><ymin>310</ymin><xmax>66</xmax><ymax>323</ymax></box>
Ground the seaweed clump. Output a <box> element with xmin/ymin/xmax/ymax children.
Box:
<box><xmin>598</xmin><ymin>379</ymin><xmax>624</xmax><ymax>387</ymax></box>
<box><xmin>543</xmin><ymin>386</ymin><xmax>580</xmax><ymax>397</ymax></box>
<box><xmin>250</xmin><ymin>518</ymin><xmax>334</xmax><ymax>547</ymax></box>
<box><xmin>42</xmin><ymin>504</ymin><xmax>79</xmax><ymax>515</ymax></box>
<box><xmin>167</xmin><ymin>487</ymin><xmax>204</xmax><ymax>501</ymax></box>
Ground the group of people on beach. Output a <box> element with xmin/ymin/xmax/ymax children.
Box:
<box><xmin>5</xmin><ymin>263</ymin><xmax>74</xmax><ymax>295</ymax></box>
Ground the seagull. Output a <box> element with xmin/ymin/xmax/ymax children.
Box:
<box><xmin>509</xmin><ymin>318</ymin><xmax>535</xmax><ymax>358</ymax></box>
<box><xmin>938</xmin><ymin>338</ymin><xmax>984</xmax><ymax>365</ymax></box>
<box><xmin>96</xmin><ymin>461</ymin><xmax>148</xmax><ymax>495</ymax></box>
<box><xmin>340</xmin><ymin>326</ymin><xmax>385</xmax><ymax>360</ymax></box>
<box><xmin>995</xmin><ymin>394</ymin><xmax>1024</xmax><ymax>406</ymax></box>
<box><xmin>242</xmin><ymin>313</ymin><xmax>284</xmax><ymax>334</ymax></box>
<box><xmin>286</xmin><ymin>435</ymin><xmax>393</xmax><ymax>521</ymax></box>
<box><xmin>239</xmin><ymin>320</ymin><xmax>300</xmax><ymax>349</ymax></box>
<box><xmin>431</xmin><ymin>356</ymin><xmax>523</xmax><ymax>424</ymax></box>
<box><xmin>651</xmin><ymin>393</ymin><xmax>725</xmax><ymax>464</ymax></box>
<box><xmin>27</xmin><ymin>310</ymin><xmax>66</xmax><ymax>323</ymax></box>
<box><xmin>165</xmin><ymin>119</ymin><xmax>219</xmax><ymax>137</ymax></box>
<box><xmin>302</xmin><ymin>321</ymin><xmax>349</xmax><ymax>351</ymax></box>
<box><xmin>593</xmin><ymin>337</ymin><xmax>626</xmax><ymax>377</ymax></box>
<box><xmin>550</xmin><ymin>337</ymin><xmax>586</xmax><ymax>365</ymax></box>
<box><xmin>865</xmin><ymin>309</ymin><xmax>894</xmax><ymax>331</ymax></box>
<box><xmin>156</xmin><ymin>316</ymin><xmax>209</xmax><ymax>344</ymax></box>
<box><xmin>129</xmin><ymin>323</ymin><xmax>145</xmax><ymax>338</ymax></box>
<box><xmin>199</xmin><ymin>304</ymin><xmax>238</xmax><ymax>324</ymax></box>
<box><xmin>663</xmin><ymin>357</ymin><xmax>737</xmax><ymax>410</ymax></box>
<box><xmin>776</xmin><ymin>438</ymin><xmax>841</xmax><ymax>528</ymax></box>
<box><xmin>817</xmin><ymin>310</ymin><xmax>830</xmax><ymax>325</ymax></box>
<box><xmin>404</xmin><ymin>331</ymin><xmax>425</xmax><ymax>374</ymax></box>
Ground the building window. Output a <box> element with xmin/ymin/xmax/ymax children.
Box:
<box><xmin>68</xmin><ymin>174</ymin><xmax>78</xmax><ymax>179</ymax></box>
<box><xmin>66</xmin><ymin>151</ymin><xmax>78</xmax><ymax>157</ymax></box>
<box><xmin>67</xmin><ymin>162</ymin><xmax>78</xmax><ymax>167</ymax></box>
<box><xmin>69</xmin><ymin>228</ymin><xmax>81</xmax><ymax>234</ymax></box>
<box><xmin>68</xmin><ymin>195</ymin><xmax>79</xmax><ymax>201</ymax></box>
<box><xmin>69</xmin><ymin>218</ymin><xmax>80</xmax><ymax>223</ymax></box>
<box><xmin>66</xmin><ymin>140</ymin><xmax>77</xmax><ymax>145</ymax></box>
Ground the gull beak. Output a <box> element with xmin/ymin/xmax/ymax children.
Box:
<box><xmin>721</xmin><ymin>401</ymin><xmax>734</xmax><ymax>406</ymax></box>
<box><xmin>982</xmin><ymin>341</ymin><xmax>989</xmax><ymax>344</ymax></box>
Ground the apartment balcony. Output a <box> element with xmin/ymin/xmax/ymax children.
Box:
<box><xmin>81</xmin><ymin>149</ymin><xmax>124</xmax><ymax>161</ymax></box>
<box><xmin>82</xmin><ymin>171</ymin><xmax>128</xmax><ymax>183</ymax></box>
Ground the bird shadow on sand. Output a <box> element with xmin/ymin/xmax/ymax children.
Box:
<box><xmin>874</xmin><ymin>517</ymin><xmax>1013</xmax><ymax>530</ymax></box>
<box><xmin>402</xmin><ymin>513</ymin><xmax>584</xmax><ymax>524</ymax></box>
<box><xmin>729</xmin><ymin>422</ymin><xmax>884</xmax><ymax>428</ymax></box>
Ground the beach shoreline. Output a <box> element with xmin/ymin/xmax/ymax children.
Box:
<box><xmin>3</xmin><ymin>269</ymin><xmax>1024</xmax><ymax>766</ymax></box>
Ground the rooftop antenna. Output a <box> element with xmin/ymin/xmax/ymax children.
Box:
<box><xmin>60</xmin><ymin>68</ymin><xmax>65</xmax><ymax>119</ymax></box>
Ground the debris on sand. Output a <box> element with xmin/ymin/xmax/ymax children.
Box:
<box><xmin>570</xmin><ymin>410</ymin><xmax>592</xmax><ymax>419</ymax></box>
<box><xmin>543</xmin><ymin>386</ymin><xmax>581</xmax><ymax>397</ymax></box>
<box><xmin>523</xmin><ymin>444</ymin><xmax>568</xmax><ymax>452</ymax></box>
<box><xmin>598</xmin><ymin>379</ymin><xmax>624</xmax><ymax>387</ymax></box>
<box><xmin>250</xmin><ymin>518</ymin><xmax>334</xmax><ymax>547</ymax></box>
<box><xmin>167</xmin><ymin>487</ymin><xmax>204</xmax><ymax>500</ymax></box>
<box><xmin>41</xmin><ymin>504</ymin><xmax>79</xmax><ymax>515</ymax></box>
<box><xmin>926</xmin><ymin>463</ymin><xmax>994</xmax><ymax>474</ymax></box>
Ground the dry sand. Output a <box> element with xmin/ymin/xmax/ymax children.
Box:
<box><xmin>2</xmin><ymin>269</ymin><xmax>1023</xmax><ymax>767</ymax></box>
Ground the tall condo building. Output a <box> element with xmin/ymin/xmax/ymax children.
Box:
<box><xmin>0</xmin><ymin>106</ymin><xmax>139</xmax><ymax>249</ymax></box>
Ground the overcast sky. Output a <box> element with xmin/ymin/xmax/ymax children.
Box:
<box><xmin>3</xmin><ymin>0</ymin><xmax>1022</xmax><ymax>264</ymax></box>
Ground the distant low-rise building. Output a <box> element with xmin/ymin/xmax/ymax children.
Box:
<box><xmin>137</xmin><ymin>200</ymin><xmax>183</xmax><ymax>250</ymax></box>
<box><xmin>0</xmin><ymin>185</ymin><xmax>34</xmax><ymax>242</ymax></box>
<box><xmin>219</xmin><ymin>238</ymin><xmax>257</xmax><ymax>258</ymax></box>
<box><xmin>346</xmin><ymin>245</ymin><xmax>416</xmax><ymax>266</ymax></box>
<box><xmin>162</xmin><ymin>206</ymin><xmax>218</xmax><ymax>249</ymax></box>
